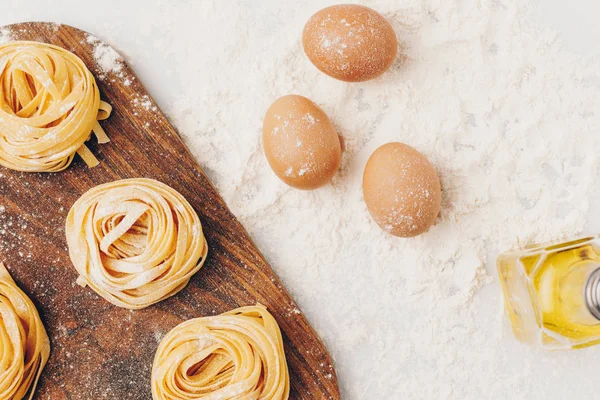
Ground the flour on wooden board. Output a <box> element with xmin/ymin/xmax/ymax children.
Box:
<box><xmin>86</xmin><ymin>33</ymin><xmax>123</xmax><ymax>78</ymax></box>
<box><xmin>0</xmin><ymin>28</ymin><xmax>11</xmax><ymax>44</ymax></box>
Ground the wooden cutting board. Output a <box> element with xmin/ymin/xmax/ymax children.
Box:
<box><xmin>0</xmin><ymin>22</ymin><xmax>339</xmax><ymax>400</ymax></box>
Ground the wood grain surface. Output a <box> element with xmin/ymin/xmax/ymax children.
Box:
<box><xmin>0</xmin><ymin>22</ymin><xmax>339</xmax><ymax>400</ymax></box>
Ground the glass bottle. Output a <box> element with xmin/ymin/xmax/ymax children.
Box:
<box><xmin>497</xmin><ymin>236</ymin><xmax>600</xmax><ymax>349</ymax></box>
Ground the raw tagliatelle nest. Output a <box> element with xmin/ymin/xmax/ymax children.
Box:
<box><xmin>65</xmin><ymin>178</ymin><xmax>208</xmax><ymax>310</ymax></box>
<box><xmin>0</xmin><ymin>262</ymin><xmax>50</xmax><ymax>400</ymax></box>
<box><xmin>152</xmin><ymin>304</ymin><xmax>290</xmax><ymax>400</ymax></box>
<box><xmin>0</xmin><ymin>41</ymin><xmax>111</xmax><ymax>172</ymax></box>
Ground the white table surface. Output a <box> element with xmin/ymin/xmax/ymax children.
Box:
<box><xmin>537</xmin><ymin>2</ymin><xmax>600</xmax><ymax>234</ymax></box>
<box><xmin>1</xmin><ymin>1</ymin><xmax>600</xmax><ymax>399</ymax></box>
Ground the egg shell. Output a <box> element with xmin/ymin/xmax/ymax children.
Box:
<box><xmin>302</xmin><ymin>4</ymin><xmax>398</xmax><ymax>82</ymax></box>
<box><xmin>262</xmin><ymin>95</ymin><xmax>341</xmax><ymax>190</ymax></box>
<box><xmin>362</xmin><ymin>142</ymin><xmax>441</xmax><ymax>237</ymax></box>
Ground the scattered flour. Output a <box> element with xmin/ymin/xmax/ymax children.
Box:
<box><xmin>86</xmin><ymin>34</ymin><xmax>123</xmax><ymax>77</ymax></box>
<box><xmin>0</xmin><ymin>28</ymin><xmax>11</xmax><ymax>44</ymax></box>
<box><xmin>157</xmin><ymin>1</ymin><xmax>600</xmax><ymax>398</ymax></box>
<box><xmin>1</xmin><ymin>1</ymin><xmax>600</xmax><ymax>399</ymax></box>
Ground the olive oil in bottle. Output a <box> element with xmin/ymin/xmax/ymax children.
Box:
<box><xmin>497</xmin><ymin>236</ymin><xmax>600</xmax><ymax>349</ymax></box>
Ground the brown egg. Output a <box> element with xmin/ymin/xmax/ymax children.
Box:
<box><xmin>363</xmin><ymin>142</ymin><xmax>441</xmax><ymax>237</ymax></box>
<box><xmin>262</xmin><ymin>95</ymin><xmax>341</xmax><ymax>190</ymax></box>
<box><xmin>302</xmin><ymin>4</ymin><xmax>398</xmax><ymax>82</ymax></box>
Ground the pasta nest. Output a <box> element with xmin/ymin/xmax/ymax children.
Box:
<box><xmin>152</xmin><ymin>304</ymin><xmax>290</xmax><ymax>400</ymax></box>
<box><xmin>65</xmin><ymin>178</ymin><xmax>208</xmax><ymax>309</ymax></box>
<box><xmin>0</xmin><ymin>263</ymin><xmax>50</xmax><ymax>400</ymax></box>
<box><xmin>0</xmin><ymin>41</ymin><xmax>111</xmax><ymax>172</ymax></box>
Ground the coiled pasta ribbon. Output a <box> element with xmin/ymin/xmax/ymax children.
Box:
<box><xmin>65</xmin><ymin>178</ymin><xmax>208</xmax><ymax>310</ymax></box>
<box><xmin>152</xmin><ymin>304</ymin><xmax>290</xmax><ymax>400</ymax></box>
<box><xmin>0</xmin><ymin>262</ymin><xmax>50</xmax><ymax>400</ymax></box>
<box><xmin>0</xmin><ymin>41</ymin><xmax>111</xmax><ymax>172</ymax></box>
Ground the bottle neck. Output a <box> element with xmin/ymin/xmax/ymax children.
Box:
<box><xmin>584</xmin><ymin>267</ymin><xmax>600</xmax><ymax>321</ymax></box>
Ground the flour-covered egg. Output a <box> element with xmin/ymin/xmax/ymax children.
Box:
<box><xmin>363</xmin><ymin>142</ymin><xmax>441</xmax><ymax>237</ymax></box>
<box><xmin>302</xmin><ymin>4</ymin><xmax>397</xmax><ymax>82</ymax></box>
<box><xmin>263</xmin><ymin>95</ymin><xmax>341</xmax><ymax>190</ymax></box>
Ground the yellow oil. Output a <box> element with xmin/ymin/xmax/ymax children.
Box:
<box><xmin>498</xmin><ymin>236</ymin><xmax>600</xmax><ymax>349</ymax></box>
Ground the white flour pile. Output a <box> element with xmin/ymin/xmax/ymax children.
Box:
<box><xmin>2</xmin><ymin>0</ymin><xmax>600</xmax><ymax>398</ymax></box>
